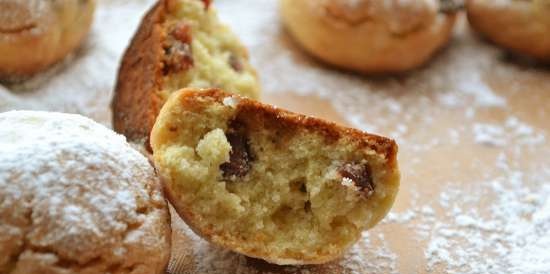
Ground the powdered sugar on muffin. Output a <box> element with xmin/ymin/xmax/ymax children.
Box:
<box><xmin>0</xmin><ymin>111</ymin><xmax>170</xmax><ymax>274</ymax></box>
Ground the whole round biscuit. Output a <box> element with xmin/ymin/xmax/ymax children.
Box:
<box><xmin>466</xmin><ymin>0</ymin><xmax>550</xmax><ymax>62</ymax></box>
<box><xmin>279</xmin><ymin>0</ymin><xmax>458</xmax><ymax>74</ymax></box>
<box><xmin>0</xmin><ymin>0</ymin><xmax>95</xmax><ymax>79</ymax></box>
<box><xmin>0</xmin><ymin>111</ymin><xmax>171</xmax><ymax>274</ymax></box>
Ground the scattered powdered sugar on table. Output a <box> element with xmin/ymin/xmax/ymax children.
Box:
<box><xmin>217</xmin><ymin>1</ymin><xmax>550</xmax><ymax>273</ymax></box>
<box><xmin>380</xmin><ymin>161</ymin><xmax>550</xmax><ymax>273</ymax></box>
<box><xmin>422</xmin><ymin>161</ymin><xmax>550</xmax><ymax>273</ymax></box>
<box><xmin>473</xmin><ymin>117</ymin><xmax>545</xmax><ymax>148</ymax></box>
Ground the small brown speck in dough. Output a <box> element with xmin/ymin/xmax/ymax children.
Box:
<box><xmin>220</xmin><ymin>127</ymin><xmax>253</xmax><ymax>180</ymax></box>
<box><xmin>339</xmin><ymin>162</ymin><xmax>375</xmax><ymax>196</ymax></box>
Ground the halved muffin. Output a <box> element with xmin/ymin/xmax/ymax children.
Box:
<box><xmin>112</xmin><ymin>0</ymin><xmax>260</xmax><ymax>149</ymax></box>
<box><xmin>151</xmin><ymin>88</ymin><xmax>400</xmax><ymax>265</ymax></box>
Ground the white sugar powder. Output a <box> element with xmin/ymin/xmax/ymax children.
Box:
<box><xmin>473</xmin><ymin>117</ymin><xmax>545</xmax><ymax>148</ymax></box>
<box><xmin>0</xmin><ymin>110</ymin><xmax>163</xmax><ymax>266</ymax></box>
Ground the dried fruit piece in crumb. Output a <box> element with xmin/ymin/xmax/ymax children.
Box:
<box><xmin>339</xmin><ymin>162</ymin><xmax>374</xmax><ymax>196</ymax></box>
<box><xmin>220</xmin><ymin>128</ymin><xmax>253</xmax><ymax>180</ymax></box>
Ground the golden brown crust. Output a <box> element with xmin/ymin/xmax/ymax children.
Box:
<box><xmin>112</xmin><ymin>0</ymin><xmax>169</xmax><ymax>149</ymax></box>
<box><xmin>0</xmin><ymin>0</ymin><xmax>96</xmax><ymax>79</ymax></box>
<box><xmin>154</xmin><ymin>88</ymin><xmax>400</xmax><ymax>265</ymax></box>
<box><xmin>177</xmin><ymin>88</ymin><xmax>398</xmax><ymax>167</ymax></box>
<box><xmin>112</xmin><ymin>0</ymin><xmax>260</xmax><ymax>149</ymax></box>
<box><xmin>280</xmin><ymin>0</ymin><xmax>458</xmax><ymax>74</ymax></box>
<box><xmin>466</xmin><ymin>0</ymin><xmax>550</xmax><ymax>62</ymax></box>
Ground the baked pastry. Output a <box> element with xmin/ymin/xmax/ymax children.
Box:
<box><xmin>112</xmin><ymin>0</ymin><xmax>260</xmax><ymax>150</ymax></box>
<box><xmin>151</xmin><ymin>88</ymin><xmax>400</xmax><ymax>265</ymax></box>
<box><xmin>0</xmin><ymin>0</ymin><xmax>95</xmax><ymax>80</ymax></box>
<box><xmin>166</xmin><ymin>206</ymin><xmax>374</xmax><ymax>274</ymax></box>
<box><xmin>279</xmin><ymin>0</ymin><xmax>459</xmax><ymax>74</ymax></box>
<box><xmin>0</xmin><ymin>111</ymin><xmax>171</xmax><ymax>274</ymax></box>
<box><xmin>466</xmin><ymin>0</ymin><xmax>550</xmax><ymax>62</ymax></box>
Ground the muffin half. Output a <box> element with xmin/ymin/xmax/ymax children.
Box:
<box><xmin>112</xmin><ymin>0</ymin><xmax>260</xmax><ymax>149</ymax></box>
<box><xmin>151</xmin><ymin>88</ymin><xmax>400</xmax><ymax>265</ymax></box>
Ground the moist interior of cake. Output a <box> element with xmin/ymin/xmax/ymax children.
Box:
<box><xmin>160</xmin><ymin>0</ymin><xmax>258</xmax><ymax>102</ymax></box>
<box><xmin>158</xmin><ymin>98</ymin><xmax>394</xmax><ymax>259</ymax></box>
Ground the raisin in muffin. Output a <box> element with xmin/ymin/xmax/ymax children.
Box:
<box><xmin>279</xmin><ymin>0</ymin><xmax>460</xmax><ymax>74</ymax></box>
<box><xmin>0</xmin><ymin>0</ymin><xmax>95</xmax><ymax>80</ymax></box>
<box><xmin>0</xmin><ymin>111</ymin><xmax>171</xmax><ymax>274</ymax></box>
<box><xmin>466</xmin><ymin>0</ymin><xmax>550</xmax><ymax>62</ymax></box>
<box><xmin>151</xmin><ymin>88</ymin><xmax>400</xmax><ymax>265</ymax></box>
<box><xmin>112</xmin><ymin>0</ymin><xmax>260</xmax><ymax>150</ymax></box>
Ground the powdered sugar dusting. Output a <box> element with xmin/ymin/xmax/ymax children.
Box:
<box><xmin>473</xmin><ymin>117</ymin><xmax>545</xmax><ymax>148</ymax></box>
<box><xmin>0</xmin><ymin>110</ymin><xmax>168</xmax><ymax>270</ymax></box>
<box><xmin>422</xmin><ymin>164</ymin><xmax>550</xmax><ymax>273</ymax></box>
<box><xmin>0</xmin><ymin>0</ymin><xmax>50</xmax><ymax>37</ymax></box>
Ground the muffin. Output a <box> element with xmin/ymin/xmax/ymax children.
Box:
<box><xmin>0</xmin><ymin>0</ymin><xmax>95</xmax><ymax>80</ymax></box>
<box><xmin>151</xmin><ymin>88</ymin><xmax>400</xmax><ymax>265</ymax></box>
<box><xmin>0</xmin><ymin>111</ymin><xmax>171</xmax><ymax>274</ymax></box>
<box><xmin>112</xmin><ymin>0</ymin><xmax>260</xmax><ymax>150</ymax></box>
<box><xmin>466</xmin><ymin>0</ymin><xmax>550</xmax><ymax>62</ymax></box>
<box><xmin>279</xmin><ymin>0</ymin><xmax>459</xmax><ymax>74</ymax></box>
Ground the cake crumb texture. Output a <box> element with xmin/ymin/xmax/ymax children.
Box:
<box><xmin>151</xmin><ymin>89</ymin><xmax>399</xmax><ymax>264</ymax></box>
<box><xmin>112</xmin><ymin>0</ymin><xmax>260</xmax><ymax>146</ymax></box>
